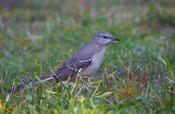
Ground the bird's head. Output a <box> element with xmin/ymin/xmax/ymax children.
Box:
<box><xmin>93</xmin><ymin>32</ymin><xmax>120</xmax><ymax>46</ymax></box>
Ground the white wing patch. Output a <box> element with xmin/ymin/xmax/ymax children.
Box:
<box><xmin>66</xmin><ymin>64</ymin><xmax>75</xmax><ymax>70</ymax></box>
<box><xmin>79</xmin><ymin>58</ymin><xmax>92</xmax><ymax>63</ymax></box>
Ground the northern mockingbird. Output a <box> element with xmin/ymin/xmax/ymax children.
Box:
<box><xmin>11</xmin><ymin>32</ymin><xmax>120</xmax><ymax>92</ymax></box>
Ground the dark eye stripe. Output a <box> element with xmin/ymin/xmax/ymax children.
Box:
<box><xmin>103</xmin><ymin>36</ymin><xmax>108</xmax><ymax>38</ymax></box>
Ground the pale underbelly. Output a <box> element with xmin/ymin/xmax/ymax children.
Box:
<box><xmin>80</xmin><ymin>47</ymin><xmax>106</xmax><ymax>76</ymax></box>
<box><xmin>81</xmin><ymin>63</ymin><xmax>101</xmax><ymax>76</ymax></box>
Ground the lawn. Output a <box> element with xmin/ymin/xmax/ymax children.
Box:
<box><xmin>0</xmin><ymin>0</ymin><xmax>175</xmax><ymax>113</ymax></box>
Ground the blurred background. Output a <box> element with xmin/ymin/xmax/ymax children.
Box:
<box><xmin>0</xmin><ymin>0</ymin><xmax>175</xmax><ymax>113</ymax></box>
<box><xmin>1</xmin><ymin>0</ymin><xmax>175</xmax><ymax>95</ymax></box>
<box><xmin>0</xmin><ymin>0</ymin><xmax>174</xmax><ymax>76</ymax></box>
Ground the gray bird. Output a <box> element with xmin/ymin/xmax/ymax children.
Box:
<box><xmin>10</xmin><ymin>32</ymin><xmax>120</xmax><ymax>92</ymax></box>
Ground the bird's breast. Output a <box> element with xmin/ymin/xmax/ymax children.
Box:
<box><xmin>81</xmin><ymin>47</ymin><xmax>106</xmax><ymax>76</ymax></box>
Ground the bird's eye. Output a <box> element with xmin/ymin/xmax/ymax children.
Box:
<box><xmin>103</xmin><ymin>36</ymin><xmax>108</xmax><ymax>38</ymax></box>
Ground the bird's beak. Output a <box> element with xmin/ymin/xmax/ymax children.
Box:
<box><xmin>113</xmin><ymin>37</ymin><xmax>120</xmax><ymax>41</ymax></box>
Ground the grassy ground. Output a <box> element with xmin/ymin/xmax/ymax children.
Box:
<box><xmin>0</xmin><ymin>0</ymin><xmax>175</xmax><ymax>113</ymax></box>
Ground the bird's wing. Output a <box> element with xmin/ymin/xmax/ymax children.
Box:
<box><xmin>54</xmin><ymin>55</ymin><xmax>93</xmax><ymax>81</ymax></box>
<box><xmin>53</xmin><ymin>41</ymin><xmax>99</xmax><ymax>81</ymax></box>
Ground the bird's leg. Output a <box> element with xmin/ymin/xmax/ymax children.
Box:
<box><xmin>84</xmin><ymin>77</ymin><xmax>91</xmax><ymax>83</ymax></box>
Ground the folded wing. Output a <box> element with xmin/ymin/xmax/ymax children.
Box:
<box><xmin>54</xmin><ymin>55</ymin><xmax>93</xmax><ymax>81</ymax></box>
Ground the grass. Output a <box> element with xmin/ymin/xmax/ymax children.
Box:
<box><xmin>0</xmin><ymin>0</ymin><xmax>175</xmax><ymax>113</ymax></box>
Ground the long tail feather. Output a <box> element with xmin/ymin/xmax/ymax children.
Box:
<box><xmin>8</xmin><ymin>74</ymin><xmax>55</xmax><ymax>93</ymax></box>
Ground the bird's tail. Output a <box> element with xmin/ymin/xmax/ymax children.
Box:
<box><xmin>8</xmin><ymin>74</ymin><xmax>55</xmax><ymax>93</ymax></box>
